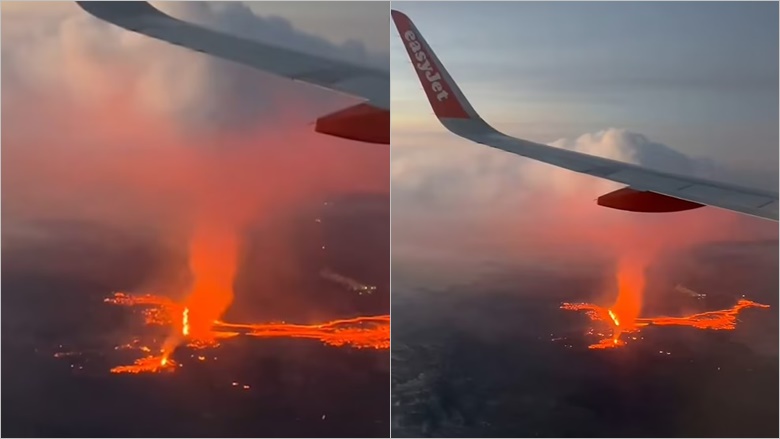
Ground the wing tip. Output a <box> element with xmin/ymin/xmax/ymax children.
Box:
<box><xmin>392</xmin><ymin>10</ymin><xmax>474</xmax><ymax>121</ymax></box>
<box><xmin>391</xmin><ymin>9</ymin><xmax>410</xmax><ymax>23</ymax></box>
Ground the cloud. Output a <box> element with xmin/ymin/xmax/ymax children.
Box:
<box><xmin>2</xmin><ymin>1</ymin><xmax>388</xmax><ymax>135</ymax></box>
<box><xmin>393</xmin><ymin>127</ymin><xmax>749</xmax><ymax>212</ymax></box>
<box><xmin>392</xmin><ymin>128</ymin><xmax>708</xmax><ymax>213</ymax></box>
<box><xmin>391</xmin><ymin>127</ymin><xmax>776</xmax><ymax>276</ymax></box>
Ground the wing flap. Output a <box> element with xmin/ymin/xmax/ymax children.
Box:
<box><xmin>598</xmin><ymin>187</ymin><xmax>705</xmax><ymax>213</ymax></box>
<box><xmin>77</xmin><ymin>1</ymin><xmax>389</xmax><ymax>109</ymax></box>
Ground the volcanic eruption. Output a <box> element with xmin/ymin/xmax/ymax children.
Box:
<box><xmin>561</xmin><ymin>254</ymin><xmax>770</xmax><ymax>349</ymax></box>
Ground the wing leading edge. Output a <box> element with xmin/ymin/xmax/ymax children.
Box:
<box><xmin>391</xmin><ymin>10</ymin><xmax>778</xmax><ymax>221</ymax></box>
<box><xmin>77</xmin><ymin>2</ymin><xmax>390</xmax><ymax>144</ymax></box>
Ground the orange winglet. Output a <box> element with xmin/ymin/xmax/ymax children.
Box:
<box><xmin>392</xmin><ymin>10</ymin><xmax>470</xmax><ymax>119</ymax></box>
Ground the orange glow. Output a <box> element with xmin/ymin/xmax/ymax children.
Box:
<box><xmin>588</xmin><ymin>337</ymin><xmax>625</xmax><ymax>349</ymax></box>
<box><xmin>609</xmin><ymin>256</ymin><xmax>645</xmax><ymax>340</ymax></box>
<box><xmin>607</xmin><ymin>309</ymin><xmax>619</xmax><ymax>326</ymax></box>
<box><xmin>105</xmin><ymin>293</ymin><xmax>179</xmax><ymax>326</ymax></box>
<box><xmin>560</xmin><ymin>255</ymin><xmax>647</xmax><ymax>347</ymax></box>
<box><xmin>106</xmin><ymin>292</ymin><xmax>389</xmax><ymax>373</ymax></box>
<box><xmin>561</xmin><ymin>253</ymin><xmax>769</xmax><ymax>349</ymax></box>
<box><xmin>183</xmin><ymin>221</ymin><xmax>238</xmax><ymax>342</ymax></box>
<box><xmin>110</xmin><ymin>355</ymin><xmax>176</xmax><ymax>374</ymax></box>
<box><xmin>215</xmin><ymin>315</ymin><xmax>391</xmax><ymax>350</ymax></box>
<box><xmin>562</xmin><ymin>299</ymin><xmax>769</xmax><ymax>349</ymax></box>
<box><xmin>636</xmin><ymin>298</ymin><xmax>770</xmax><ymax>330</ymax></box>
<box><xmin>182</xmin><ymin>307</ymin><xmax>190</xmax><ymax>337</ymax></box>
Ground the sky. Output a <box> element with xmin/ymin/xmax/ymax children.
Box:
<box><xmin>392</xmin><ymin>1</ymin><xmax>778</xmax><ymax>169</ymax></box>
<box><xmin>390</xmin><ymin>1</ymin><xmax>778</xmax><ymax>284</ymax></box>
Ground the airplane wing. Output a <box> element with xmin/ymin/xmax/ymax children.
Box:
<box><xmin>391</xmin><ymin>10</ymin><xmax>778</xmax><ymax>221</ymax></box>
<box><xmin>77</xmin><ymin>2</ymin><xmax>390</xmax><ymax>144</ymax></box>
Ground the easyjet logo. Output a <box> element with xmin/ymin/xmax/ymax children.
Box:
<box><xmin>403</xmin><ymin>30</ymin><xmax>449</xmax><ymax>102</ymax></box>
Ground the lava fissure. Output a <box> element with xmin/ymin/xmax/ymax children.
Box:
<box><xmin>562</xmin><ymin>298</ymin><xmax>769</xmax><ymax>349</ymax></box>
<box><xmin>106</xmin><ymin>292</ymin><xmax>389</xmax><ymax>373</ymax></box>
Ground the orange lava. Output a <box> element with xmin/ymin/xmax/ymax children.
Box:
<box><xmin>105</xmin><ymin>292</ymin><xmax>180</xmax><ymax>326</ymax></box>
<box><xmin>216</xmin><ymin>315</ymin><xmax>391</xmax><ymax>349</ymax></box>
<box><xmin>637</xmin><ymin>299</ymin><xmax>770</xmax><ymax>330</ymax></box>
<box><xmin>110</xmin><ymin>355</ymin><xmax>177</xmax><ymax>374</ymax></box>
<box><xmin>103</xmin><ymin>200</ymin><xmax>386</xmax><ymax>372</ymax></box>
<box><xmin>562</xmin><ymin>298</ymin><xmax>769</xmax><ymax>349</ymax></box>
<box><xmin>560</xmin><ymin>255</ymin><xmax>768</xmax><ymax>349</ymax></box>
<box><xmin>182</xmin><ymin>307</ymin><xmax>190</xmax><ymax>337</ymax></box>
<box><xmin>106</xmin><ymin>292</ymin><xmax>389</xmax><ymax>373</ymax></box>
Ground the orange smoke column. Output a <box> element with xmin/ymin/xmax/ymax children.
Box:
<box><xmin>609</xmin><ymin>255</ymin><xmax>647</xmax><ymax>341</ymax></box>
<box><xmin>183</xmin><ymin>220</ymin><xmax>239</xmax><ymax>341</ymax></box>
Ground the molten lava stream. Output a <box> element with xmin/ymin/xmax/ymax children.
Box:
<box><xmin>110</xmin><ymin>355</ymin><xmax>177</xmax><ymax>374</ymax></box>
<box><xmin>106</xmin><ymin>292</ymin><xmax>390</xmax><ymax>374</ymax></box>
<box><xmin>636</xmin><ymin>299</ymin><xmax>770</xmax><ymax>330</ymax></box>
<box><xmin>216</xmin><ymin>315</ymin><xmax>391</xmax><ymax>349</ymax></box>
<box><xmin>559</xmin><ymin>255</ymin><xmax>769</xmax><ymax>349</ymax></box>
<box><xmin>561</xmin><ymin>299</ymin><xmax>769</xmax><ymax>350</ymax></box>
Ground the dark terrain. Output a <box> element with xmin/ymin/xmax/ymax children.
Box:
<box><xmin>391</xmin><ymin>240</ymin><xmax>779</xmax><ymax>437</ymax></box>
<box><xmin>2</xmin><ymin>194</ymin><xmax>390</xmax><ymax>438</ymax></box>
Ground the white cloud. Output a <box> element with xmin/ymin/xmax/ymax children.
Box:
<box><xmin>2</xmin><ymin>1</ymin><xmax>387</xmax><ymax>134</ymax></box>
<box><xmin>391</xmin><ymin>127</ymin><xmax>774</xmax><ymax>273</ymax></box>
<box><xmin>392</xmin><ymin>127</ymin><xmax>729</xmax><ymax>213</ymax></box>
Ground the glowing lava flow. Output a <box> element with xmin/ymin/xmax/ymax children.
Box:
<box><xmin>105</xmin><ymin>293</ymin><xmax>180</xmax><ymax>326</ymax></box>
<box><xmin>559</xmin><ymin>254</ymin><xmax>769</xmax><ymax>349</ymax></box>
<box><xmin>110</xmin><ymin>355</ymin><xmax>177</xmax><ymax>374</ymax></box>
<box><xmin>182</xmin><ymin>308</ymin><xmax>190</xmax><ymax>337</ymax></box>
<box><xmin>105</xmin><ymin>292</ymin><xmax>389</xmax><ymax>373</ymax></box>
<box><xmin>110</xmin><ymin>216</ymin><xmax>380</xmax><ymax>373</ymax></box>
<box><xmin>561</xmin><ymin>298</ymin><xmax>770</xmax><ymax>349</ymax></box>
<box><xmin>636</xmin><ymin>299</ymin><xmax>770</xmax><ymax>330</ymax></box>
<box><xmin>216</xmin><ymin>315</ymin><xmax>391</xmax><ymax>349</ymax></box>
